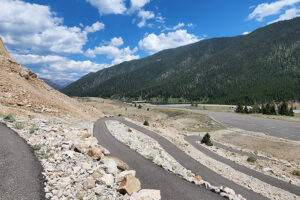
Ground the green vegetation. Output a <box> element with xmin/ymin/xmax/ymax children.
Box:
<box><xmin>201</xmin><ymin>133</ymin><xmax>213</xmax><ymax>146</ymax></box>
<box><xmin>143</xmin><ymin>120</ymin><xmax>149</xmax><ymax>126</ymax></box>
<box><xmin>14</xmin><ymin>122</ymin><xmax>24</xmax><ymax>130</ymax></box>
<box><xmin>236</xmin><ymin>101</ymin><xmax>295</xmax><ymax>116</ymax></box>
<box><xmin>4</xmin><ymin>114</ymin><xmax>15</xmax><ymax>123</ymax></box>
<box><xmin>292</xmin><ymin>170</ymin><xmax>300</xmax><ymax>176</ymax></box>
<box><xmin>278</xmin><ymin>101</ymin><xmax>294</xmax><ymax>116</ymax></box>
<box><xmin>30</xmin><ymin>126</ymin><xmax>38</xmax><ymax>134</ymax></box>
<box><xmin>138</xmin><ymin>104</ymin><xmax>142</xmax><ymax>109</ymax></box>
<box><xmin>247</xmin><ymin>156</ymin><xmax>257</xmax><ymax>163</ymax></box>
<box><xmin>62</xmin><ymin>18</ymin><xmax>300</xmax><ymax>104</ymax></box>
<box><xmin>33</xmin><ymin>144</ymin><xmax>42</xmax><ymax>151</ymax></box>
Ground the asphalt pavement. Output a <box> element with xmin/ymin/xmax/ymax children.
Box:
<box><xmin>0</xmin><ymin>123</ymin><xmax>45</xmax><ymax>200</ymax></box>
<box><xmin>94</xmin><ymin>117</ymin><xmax>267</xmax><ymax>200</ymax></box>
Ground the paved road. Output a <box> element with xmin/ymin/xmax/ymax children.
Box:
<box><xmin>95</xmin><ymin>117</ymin><xmax>267</xmax><ymax>200</ymax></box>
<box><xmin>94</xmin><ymin>118</ymin><xmax>224</xmax><ymax>200</ymax></box>
<box><xmin>0</xmin><ymin>123</ymin><xmax>45</xmax><ymax>200</ymax></box>
<box><xmin>186</xmin><ymin>135</ymin><xmax>300</xmax><ymax>197</ymax></box>
<box><xmin>164</xmin><ymin>106</ymin><xmax>300</xmax><ymax>141</ymax></box>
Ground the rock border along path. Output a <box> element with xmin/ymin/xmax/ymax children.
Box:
<box><xmin>0</xmin><ymin>123</ymin><xmax>45</xmax><ymax>200</ymax></box>
<box><xmin>94</xmin><ymin>118</ymin><xmax>224</xmax><ymax>200</ymax></box>
<box><xmin>185</xmin><ymin>135</ymin><xmax>300</xmax><ymax>197</ymax></box>
<box><xmin>95</xmin><ymin>117</ymin><xmax>267</xmax><ymax>200</ymax></box>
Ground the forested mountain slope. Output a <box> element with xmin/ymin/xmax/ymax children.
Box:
<box><xmin>62</xmin><ymin>17</ymin><xmax>300</xmax><ymax>104</ymax></box>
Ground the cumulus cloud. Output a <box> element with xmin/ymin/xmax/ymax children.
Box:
<box><xmin>84</xmin><ymin>21</ymin><xmax>105</xmax><ymax>33</ymax></box>
<box><xmin>0</xmin><ymin>0</ymin><xmax>104</xmax><ymax>54</ymax></box>
<box><xmin>248</xmin><ymin>0</ymin><xmax>300</xmax><ymax>21</ymax></box>
<box><xmin>86</xmin><ymin>0</ymin><xmax>127</xmax><ymax>15</ymax></box>
<box><xmin>11</xmin><ymin>53</ymin><xmax>108</xmax><ymax>80</ymax></box>
<box><xmin>137</xmin><ymin>10</ymin><xmax>155</xmax><ymax>27</ymax></box>
<box><xmin>268</xmin><ymin>7</ymin><xmax>300</xmax><ymax>23</ymax></box>
<box><xmin>86</xmin><ymin>0</ymin><xmax>151</xmax><ymax>15</ymax></box>
<box><xmin>242</xmin><ymin>31</ymin><xmax>250</xmax><ymax>35</ymax></box>
<box><xmin>85</xmin><ymin>37</ymin><xmax>139</xmax><ymax>65</ymax></box>
<box><xmin>138</xmin><ymin>29</ymin><xmax>200</xmax><ymax>54</ymax></box>
<box><xmin>129</xmin><ymin>0</ymin><xmax>151</xmax><ymax>12</ymax></box>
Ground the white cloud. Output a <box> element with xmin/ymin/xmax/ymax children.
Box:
<box><xmin>248</xmin><ymin>0</ymin><xmax>300</xmax><ymax>21</ymax></box>
<box><xmin>268</xmin><ymin>7</ymin><xmax>300</xmax><ymax>23</ymax></box>
<box><xmin>86</xmin><ymin>0</ymin><xmax>127</xmax><ymax>15</ymax></box>
<box><xmin>137</xmin><ymin>10</ymin><xmax>155</xmax><ymax>27</ymax></box>
<box><xmin>162</xmin><ymin>22</ymin><xmax>195</xmax><ymax>32</ymax></box>
<box><xmin>138</xmin><ymin>29</ymin><xmax>200</xmax><ymax>54</ymax></box>
<box><xmin>110</xmin><ymin>37</ymin><xmax>124</xmax><ymax>47</ymax></box>
<box><xmin>85</xmin><ymin>37</ymin><xmax>139</xmax><ymax>65</ymax></box>
<box><xmin>84</xmin><ymin>21</ymin><xmax>105</xmax><ymax>33</ymax></box>
<box><xmin>11</xmin><ymin>53</ymin><xmax>108</xmax><ymax>80</ymax></box>
<box><xmin>0</xmin><ymin>0</ymin><xmax>104</xmax><ymax>54</ymax></box>
<box><xmin>242</xmin><ymin>31</ymin><xmax>250</xmax><ymax>35</ymax></box>
<box><xmin>129</xmin><ymin>0</ymin><xmax>150</xmax><ymax>12</ymax></box>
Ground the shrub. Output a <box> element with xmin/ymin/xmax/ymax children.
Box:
<box><xmin>33</xmin><ymin>144</ymin><xmax>42</xmax><ymax>151</ymax></box>
<box><xmin>147</xmin><ymin>108</ymin><xmax>150</xmax><ymax>111</ymax></box>
<box><xmin>30</xmin><ymin>126</ymin><xmax>38</xmax><ymax>134</ymax></box>
<box><xmin>292</xmin><ymin>170</ymin><xmax>300</xmax><ymax>176</ymax></box>
<box><xmin>4</xmin><ymin>114</ymin><xmax>15</xmax><ymax>122</ymax></box>
<box><xmin>14</xmin><ymin>122</ymin><xmax>24</xmax><ymax>130</ymax></box>
<box><xmin>143</xmin><ymin>120</ymin><xmax>149</xmax><ymax>126</ymax></box>
<box><xmin>138</xmin><ymin>104</ymin><xmax>142</xmax><ymax>109</ymax></box>
<box><xmin>247</xmin><ymin>156</ymin><xmax>257</xmax><ymax>163</ymax></box>
<box><xmin>201</xmin><ymin>133</ymin><xmax>213</xmax><ymax>146</ymax></box>
<box><xmin>235</xmin><ymin>104</ymin><xmax>244</xmax><ymax>113</ymax></box>
<box><xmin>118</xmin><ymin>114</ymin><xmax>122</xmax><ymax>117</ymax></box>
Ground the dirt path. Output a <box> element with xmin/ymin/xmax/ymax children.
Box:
<box><xmin>0</xmin><ymin>123</ymin><xmax>45</xmax><ymax>200</ymax></box>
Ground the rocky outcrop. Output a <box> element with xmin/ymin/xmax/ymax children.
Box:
<box><xmin>0</xmin><ymin>37</ymin><xmax>11</xmax><ymax>59</ymax></box>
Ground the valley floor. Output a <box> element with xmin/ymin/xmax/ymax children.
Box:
<box><xmin>78</xmin><ymin>97</ymin><xmax>300</xmax><ymax>200</ymax></box>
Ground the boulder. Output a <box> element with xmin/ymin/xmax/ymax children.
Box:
<box><xmin>83</xmin><ymin>177</ymin><xmax>95</xmax><ymax>190</ymax></box>
<box><xmin>91</xmin><ymin>169</ymin><xmax>102</xmax><ymax>179</ymax></box>
<box><xmin>81</xmin><ymin>132</ymin><xmax>92</xmax><ymax>138</ymax></box>
<box><xmin>116</xmin><ymin>170</ymin><xmax>136</xmax><ymax>183</ymax></box>
<box><xmin>100</xmin><ymin>174</ymin><xmax>114</xmax><ymax>187</ymax></box>
<box><xmin>87</xmin><ymin>146</ymin><xmax>103</xmax><ymax>160</ymax></box>
<box><xmin>130</xmin><ymin>189</ymin><xmax>161</xmax><ymax>200</ymax></box>
<box><xmin>118</xmin><ymin>174</ymin><xmax>141</xmax><ymax>195</ymax></box>
<box><xmin>101</xmin><ymin>157</ymin><xmax>119</xmax><ymax>174</ymax></box>
<box><xmin>106</xmin><ymin>156</ymin><xmax>129</xmax><ymax>171</ymax></box>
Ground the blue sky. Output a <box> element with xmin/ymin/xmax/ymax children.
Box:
<box><xmin>1</xmin><ymin>0</ymin><xmax>300</xmax><ymax>81</ymax></box>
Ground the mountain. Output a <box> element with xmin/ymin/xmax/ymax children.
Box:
<box><xmin>41</xmin><ymin>78</ymin><xmax>65</xmax><ymax>90</ymax></box>
<box><xmin>62</xmin><ymin>17</ymin><xmax>300</xmax><ymax>104</ymax></box>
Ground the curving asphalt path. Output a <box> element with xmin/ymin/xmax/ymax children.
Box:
<box><xmin>167</xmin><ymin>107</ymin><xmax>300</xmax><ymax>141</ymax></box>
<box><xmin>94</xmin><ymin>118</ymin><xmax>224</xmax><ymax>200</ymax></box>
<box><xmin>0</xmin><ymin>123</ymin><xmax>45</xmax><ymax>200</ymax></box>
<box><xmin>186</xmin><ymin>135</ymin><xmax>300</xmax><ymax>197</ymax></box>
<box><xmin>94</xmin><ymin>117</ymin><xmax>267</xmax><ymax>200</ymax></box>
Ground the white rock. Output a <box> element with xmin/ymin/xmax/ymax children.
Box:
<box><xmin>130</xmin><ymin>189</ymin><xmax>161</xmax><ymax>200</ymax></box>
<box><xmin>100</xmin><ymin>174</ymin><xmax>114</xmax><ymax>187</ymax></box>
<box><xmin>223</xmin><ymin>187</ymin><xmax>235</xmax><ymax>195</ymax></box>
<box><xmin>101</xmin><ymin>157</ymin><xmax>118</xmax><ymax>174</ymax></box>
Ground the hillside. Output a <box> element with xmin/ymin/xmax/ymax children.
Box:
<box><xmin>0</xmin><ymin>39</ymin><xmax>102</xmax><ymax>120</ymax></box>
<box><xmin>62</xmin><ymin>17</ymin><xmax>300</xmax><ymax>104</ymax></box>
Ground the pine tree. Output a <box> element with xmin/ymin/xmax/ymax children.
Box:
<box><xmin>236</xmin><ymin>104</ymin><xmax>244</xmax><ymax>113</ymax></box>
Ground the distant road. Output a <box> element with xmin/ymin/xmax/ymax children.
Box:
<box><xmin>94</xmin><ymin>117</ymin><xmax>267</xmax><ymax>200</ymax></box>
<box><xmin>160</xmin><ymin>105</ymin><xmax>300</xmax><ymax>141</ymax></box>
<box><xmin>0</xmin><ymin>123</ymin><xmax>45</xmax><ymax>200</ymax></box>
